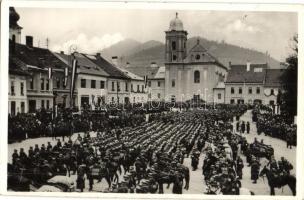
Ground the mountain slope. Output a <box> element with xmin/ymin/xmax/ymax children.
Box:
<box><xmin>100</xmin><ymin>37</ymin><xmax>281</xmax><ymax>76</ymax></box>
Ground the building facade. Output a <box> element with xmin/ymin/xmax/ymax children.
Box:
<box><xmin>164</xmin><ymin>14</ymin><xmax>228</xmax><ymax>103</ymax></box>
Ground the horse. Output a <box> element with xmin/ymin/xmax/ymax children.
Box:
<box><xmin>259</xmin><ymin>165</ymin><xmax>296</xmax><ymax>196</ymax></box>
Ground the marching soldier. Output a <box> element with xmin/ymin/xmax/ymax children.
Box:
<box><xmin>246</xmin><ymin>122</ymin><xmax>250</xmax><ymax>134</ymax></box>
<box><xmin>236</xmin><ymin>156</ymin><xmax>244</xmax><ymax>179</ymax></box>
<box><xmin>251</xmin><ymin>156</ymin><xmax>260</xmax><ymax>184</ymax></box>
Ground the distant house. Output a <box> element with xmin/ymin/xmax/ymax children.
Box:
<box><xmin>225</xmin><ymin>63</ymin><xmax>267</xmax><ymax>104</ymax></box>
<box><xmin>146</xmin><ymin>63</ymin><xmax>165</xmax><ymax>102</ymax></box>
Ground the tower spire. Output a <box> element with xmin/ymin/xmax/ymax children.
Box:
<box><xmin>176</xmin><ymin>12</ymin><xmax>178</xmax><ymax>18</ymax></box>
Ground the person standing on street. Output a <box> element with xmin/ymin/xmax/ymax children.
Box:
<box><xmin>246</xmin><ymin>121</ymin><xmax>250</xmax><ymax>134</ymax></box>
<box><xmin>251</xmin><ymin>157</ymin><xmax>260</xmax><ymax>184</ymax></box>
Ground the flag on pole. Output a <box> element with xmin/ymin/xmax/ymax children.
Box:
<box><xmin>70</xmin><ymin>56</ymin><xmax>78</xmax><ymax>102</ymax></box>
<box><xmin>48</xmin><ymin>67</ymin><xmax>52</xmax><ymax>79</ymax></box>
<box><xmin>64</xmin><ymin>67</ymin><xmax>68</xmax><ymax>87</ymax></box>
<box><xmin>144</xmin><ymin>75</ymin><xmax>148</xmax><ymax>88</ymax></box>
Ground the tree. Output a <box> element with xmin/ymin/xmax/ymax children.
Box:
<box><xmin>280</xmin><ymin>34</ymin><xmax>298</xmax><ymax>117</ymax></box>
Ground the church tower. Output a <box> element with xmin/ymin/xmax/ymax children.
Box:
<box><xmin>9</xmin><ymin>7</ymin><xmax>22</xmax><ymax>44</ymax></box>
<box><xmin>165</xmin><ymin>13</ymin><xmax>188</xmax><ymax>63</ymax></box>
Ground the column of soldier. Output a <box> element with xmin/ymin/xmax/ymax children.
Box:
<box><xmin>252</xmin><ymin>106</ymin><xmax>297</xmax><ymax>148</ymax></box>
<box><xmin>9</xmin><ymin>105</ymin><xmax>294</xmax><ymax>194</ymax></box>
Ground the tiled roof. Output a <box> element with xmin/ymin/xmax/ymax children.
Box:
<box><xmin>85</xmin><ymin>55</ymin><xmax>129</xmax><ymax>79</ymax></box>
<box><xmin>153</xmin><ymin>66</ymin><xmax>165</xmax><ymax>79</ymax></box>
<box><xmin>9</xmin><ymin>57</ymin><xmax>30</xmax><ymax>76</ymax></box>
<box><xmin>265</xmin><ymin>68</ymin><xmax>286</xmax><ymax>87</ymax></box>
<box><xmin>214</xmin><ymin>82</ymin><xmax>225</xmax><ymax>89</ymax></box>
<box><xmin>10</xmin><ymin>41</ymin><xmax>69</xmax><ymax>70</ymax></box>
<box><xmin>117</xmin><ymin>67</ymin><xmax>144</xmax><ymax>81</ymax></box>
<box><xmin>184</xmin><ymin>41</ymin><xmax>227</xmax><ymax>70</ymax></box>
<box><xmin>54</xmin><ymin>53</ymin><xmax>109</xmax><ymax>77</ymax></box>
<box><xmin>226</xmin><ymin>63</ymin><xmax>267</xmax><ymax>83</ymax></box>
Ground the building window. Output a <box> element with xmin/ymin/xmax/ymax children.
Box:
<box><xmin>158</xmin><ymin>93</ymin><xmax>161</xmax><ymax>99</ymax></box>
<box><xmin>41</xmin><ymin>100</ymin><xmax>45</xmax><ymax>108</ymax></box>
<box><xmin>171</xmin><ymin>95</ymin><xmax>176</xmax><ymax>103</ymax></box>
<box><xmin>117</xmin><ymin>82</ymin><xmax>120</xmax><ymax>92</ymax></box>
<box><xmin>111</xmin><ymin>82</ymin><xmax>115</xmax><ymax>91</ymax></box>
<box><xmin>91</xmin><ymin>80</ymin><xmax>96</xmax><ymax>88</ymax></box>
<box><xmin>62</xmin><ymin>77</ymin><xmax>65</xmax><ymax>88</ymax></box>
<box><xmin>142</xmin><ymin>85</ymin><xmax>144</xmax><ymax>92</ymax></box>
<box><xmin>172</xmin><ymin>41</ymin><xmax>176</xmax><ymax>50</ymax></box>
<box><xmin>230</xmin><ymin>99</ymin><xmax>235</xmax><ymax>104</ymax></box>
<box><xmin>194</xmin><ymin>70</ymin><xmax>200</xmax><ymax>83</ymax></box>
<box><xmin>195</xmin><ymin>54</ymin><xmax>200</xmax><ymax>60</ymax></box>
<box><xmin>11</xmin><ymin>101</ymin><xmax>16</xmax><ymax>116</ymax></box>
<box><xmin>30</xmin><ymin>77</ymin><xmax>34</xmax><ymax>90</ymax></box>
<box><xmin>218</xmin><ymin>93</ymin><xmax>221</xmax><ymax>100</ymax></box>
<box><xmin>81</xmin><ymin>79</ymin><xmax>86</xmax><ymax>88</ymax></box>
<box><xmin>46</xmin><ymin>79</ymin><xmax>49</xmax><ymax>91</ymax></box>
<box><xmin>46</xmin><ymin>100</ymin><xmax>50</xmax><ymax>109</ymax></box>
<box><xmin>172</xmin><ymin>55</ymin><xmax>177</xmax><ymax>61</ymax></box>
<box><xmin>131</xmin><ymin>84</ymin><xmax>133</xmax><ymax>92</ymax></box>
<box><xmin>56</xmin><ymin>78</ymin><xmax>60</xmax><ymax>88</ymax></box>
<box><xmin>100</xmin><ymin>81</ymin><xmax>105</xmax><ymax>89</ymax></box>
<box><xmin>172</xmin><ymin>79</ymin><xmax>175</xmax><ymax>87</ymax></box>
<box><xmin>239</xmin><ymin>87</ymin><xmax>242</xmax><ymax>94</ymax></box>
<box><xmin>117</xmin><ymin>97</ymin><xmax>120</xmax><ymax>104</ymax></box>
<box><xmin>157</xmin><ymin>81</ymin><xmax>161</xmax><ymax>87</ymax></box>
<box><xmin>11</xmin><ymin>81</ymin><xmax>15</xmax><ymax>96</ymax></box>
<box><xmin>256</xmin><ymin>87</ymin><xmax>260</xmax><ymax>94</ymax></box>
<box><xmin>125</xmin><ymin>82</ymin><xmax>128</xmax><ymax>91</ymax></box>
<box><xmin>248</xmin><ymin>87</ymin><xmax>252</xmax><ymax>94</ymax></box>
<box><xmin>20</xmin><ymin>82</ymin><xmax>24</xmax><ymax>96</ymax></box>
<box><xmin>148</xmin><ymin>81</ymin><xmax>151</xmax><ymax>87</ymax></box>
<box><xmin>40</xmin><ymin>78</ymin><xmax>44</xmax><ymax>90</ymax></box>
<box><xmin>270</xmin><ymin>89</ymin><xmax>274</xmax><ymax>95</ymax></box>
<box><xmin>231</xmin><ymin>87</ymin><xmax>235</xmax><ymax>94</ymax></box>
<box><xmin>137</xmin><ymin>85</ymin><xmax>140</xmax><ymax>92</ymax></box>
<box><xmin>21</xmin><ymin>102</ymin><xmax>25</xmax><ymax>113</ymax></box>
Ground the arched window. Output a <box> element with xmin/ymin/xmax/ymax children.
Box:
<box><xmin>194</xmin><ymin>70</ymin><xmax>200</xmax><ymax>83</ymax></box>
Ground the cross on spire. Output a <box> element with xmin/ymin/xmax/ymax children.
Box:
<box><xmin>176</xmin><ymin>12</ymin><xmax>178</xmax><ymax>18</ymax></box>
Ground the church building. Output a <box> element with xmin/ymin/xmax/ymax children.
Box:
<box><xmin>164</xmin><ymin>13</ymin><xmax>228</xmax><ymax>103</ymax></box>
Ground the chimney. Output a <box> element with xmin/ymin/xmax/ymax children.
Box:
<box><xmin>126</xmin><ymin>62</ymin><xmax>130</xmax><ymax>68</ymax></box>
<box><xmin>26</xmin><ymin>36</ymin><xmax>33</xmax><ymax>47</ymax></box>
<box><xmin>96</xmin><ymin>53</ymin><xmax>101</xmax><ymax>57</ymax></box>
<box><xmin>60</xmin><ymin>51</ymin><xmax>64</xmax><ymax>54</ymax></box>
<box><xmin>246</xmin><ymin>61</ymin><xmax>251</xmax><ymax>71</ymax></box>
<box><xmin>111</xmin><ymin>56</ymin><xmax>118</xmax><ymax>66</ymax></box>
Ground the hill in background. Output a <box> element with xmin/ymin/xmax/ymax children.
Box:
<box><xmin>100</xmin><ymin>37</ymin><xmax>281</xmax><ymax>77</ymax></box>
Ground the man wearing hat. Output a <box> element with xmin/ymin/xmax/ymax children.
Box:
<box><xmin>251</xmin><ymin>156</ymin><xmax>260</xmax><ymax>184</ymax></box>
<box><xmin>12</xmin><ymin>149</ymin><xmax>19</xmax><ymax>165</ymax></box>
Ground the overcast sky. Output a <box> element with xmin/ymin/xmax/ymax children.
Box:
<box><xmin>15</xmin><ymin>7</ymin><xmax>297</xmax><ymax>61</ymax></box>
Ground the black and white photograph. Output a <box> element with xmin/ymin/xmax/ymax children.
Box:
<box><xmin>2</xmin><ymin>1</ymin><xmax>300</xmax><ymax>197</ymax></box>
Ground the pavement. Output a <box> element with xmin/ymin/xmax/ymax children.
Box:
<box><xmin>8</xmin><ymin>109</ymin><xmax>296</xmax><ymax>195</ymax></box>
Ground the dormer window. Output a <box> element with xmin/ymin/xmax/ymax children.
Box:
<box><xmin>195</xmin><ymin>54</ymin><xmax>200</xmax><ymax>60</ymax></box>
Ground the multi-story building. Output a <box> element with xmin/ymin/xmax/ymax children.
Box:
<box><xmin>225</xmin><ymin>63</ymin><xmax>267</xmax><ymax>104</ymax></box>
<box><xmin>263</xmin><ymin>68</ymin><xmax>285</xmax><ymax>105</ymax></box>
<box><xmin>55</xmin><ymin>52</ymin><xmax>109</xmax><ymax>110</ymax></box>
<box><xmin>147</xmin><ymin>63</ymin><xmax>165</xmax><ymax>102</ymax></box>
<box><xmin>8</xmin><ymin>57</ymin><xmax>29</xmax><ymax>116</ymax></box>
<box><xmin>164</xmin><ymin>13</ymin><xmax>227</xmax><ymax>103</ymax></box>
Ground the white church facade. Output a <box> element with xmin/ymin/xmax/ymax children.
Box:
<box><xmin>163</xmin><ymin>13</ymin><xmax>227</xmax><ymax>103</ymax></box>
